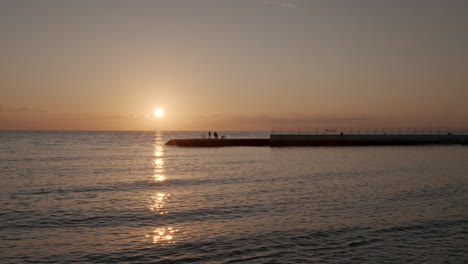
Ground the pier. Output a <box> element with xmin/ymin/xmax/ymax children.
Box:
<box><xmin>270</xmin><ymin>134</ymin><xmax>468</xmax><ymax>146</ymax></box>
<box><xmin>165</xmin><ymin>138</ymin><xmax>270</xmax><ymax>147</ymax></box>
<box><xmin>165</xmin><ymin>128</ymin><xmax>468</xmax><ymax>147</ymax></box>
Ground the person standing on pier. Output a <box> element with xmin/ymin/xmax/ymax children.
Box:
<box><xmin>214</xmin><ymin>132</ymin><xmax>218</xmax><ymax>139</ymax></box>
<box><xmin>208</xmin><ymin>131</ymin><xmax>211</xmax><ymax>138</ymax></box>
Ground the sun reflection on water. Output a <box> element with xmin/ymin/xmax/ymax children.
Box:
<box><xmin>153</xmin><ymin>132</ymin><xmax>166</xmax><ymax>183</ymax></box>
<box><xmin>154</xmin><ymin>158</ymin><xmax>164</xmax><ymax>166</ymax></box>
<box><xmin>150</xmin><ymin>192</ymin><xmax>170</xmax><ymax>214</ymax></box>
<box><xmin>146</xmin><ymin>227</ymin><xmax>178</xmax><ymax>245</ymax></box>
<box><xmin>154</xmin><ymin>145</ymin><xmax>163</xmax><ymax>157</ymax></box>
<box><xmin>154</xmin><ymin>174</ymin><xmax>166</xmax><ymax>182</ymax></box>
<box><xmin>147</xmin><ymin>132</ymin><xmax>180</xmax><ymax>245</ymax></box>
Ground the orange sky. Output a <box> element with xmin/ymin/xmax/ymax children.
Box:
<box><xmin>1</xmin><ymin>0</ymin><xmax>468</xmax><ymax>130</ymax></box>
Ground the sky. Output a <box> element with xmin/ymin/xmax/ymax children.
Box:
<box><xmin>1</xmin><ymin>0</ymin><xmax>467</xmax><ymax>131</ymax></box>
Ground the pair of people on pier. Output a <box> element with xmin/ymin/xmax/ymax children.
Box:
<box><xmin>208</xmin><ymin>131</ymin><xmax>218</xmax><ymax>139</ymax></box>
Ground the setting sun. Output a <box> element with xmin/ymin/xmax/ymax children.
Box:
<box><xmin>154</xmin><ymin>108</ymin><xmax>164</xmax><ymax>118</ymax></box>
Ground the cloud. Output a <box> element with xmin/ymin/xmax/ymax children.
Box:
<box><xmin>187</xmin><ymin>113</ymin><xmax>468</xmax><ymax>131</ymax></box>
<box><xmin>261</xmin><ymin>0</ymin><xmax>299</xmax><ymax>8</ymax></box>
<box><xmin>73</xmin><ymin>113</ymin><xmax>147</xmax><ymax>121</ymax></box>
<box><xmin>0</xmin><ymin>118</ymin><xmax>41</xmax><ymax>130</ymax></box>
<box><xmin>7</xmin><ymin>107</ymin><xmax>29</xmax><ymax>113</ymax></box>
<box><xmin>287</xmin><ymin>112</ymin><xmax>305</xmax><ymax>116</ymax></box>
<box><xmin>0</xmin><ymin>106</ymin><xmax>47</xmax><ymax>113</ymax></box>
<box><xmin>190</xmin><ymin>113</ymin><xmax>375</xmax><ymax>131</ymax></box>
<box><xmin>251</xmin><ymin>114</ymin><xmax>374</xmax><ymax>128</ymax></box>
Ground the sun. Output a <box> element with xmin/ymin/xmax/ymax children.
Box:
<box><xmin>154</xmin><ymin>108</ymin><xmax>164</xmax><ymax>118</ymax></box>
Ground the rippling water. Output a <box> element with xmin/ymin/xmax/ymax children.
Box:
<box><xmin>1</xmin><ymin>131</ymin><xmax>467</xmax><ymax>263</ymax></box>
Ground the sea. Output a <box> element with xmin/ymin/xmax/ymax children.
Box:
<box><xmin>1</xmin><ymin>131</ymin><xmax>467</xmax><ymax>263</ymax></box>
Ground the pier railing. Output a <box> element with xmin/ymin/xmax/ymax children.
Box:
<box><xmin>271</xmin><ymin>127</ymin><xmax>468</xmax><ymax>136</ymax></box>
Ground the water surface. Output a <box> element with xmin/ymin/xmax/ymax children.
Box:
<box><xmin>1</xmin><ymin>131</ymin><xmax>467</xmax><ymax>263</ymax></box>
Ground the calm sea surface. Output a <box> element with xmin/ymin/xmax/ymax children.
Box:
<box><xmin>1</xmin><ymin>131</ymin><xmax>467</xmax><ymax>263</ymax></box>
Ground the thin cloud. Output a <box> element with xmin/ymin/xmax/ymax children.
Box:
<box><xmin>191</xmin><ymin>113</ymin><xmax>375</xmax><ymax>130</ymax></box>
<box><xmin>88</xmin><ymin>113</ymin><xmax>146</xmax><ymax>121</ymax></box>
<box><xmin>287</xmin><ymin>112</ymin><xmax>305</xmax><ymax>116</ymax></box>
<box><xmin>251</xmin><ymin>114</ymin><xmax>374</xmax><ymax>127</ymax></box>
<box><xmin>0</xmin><ymin>106</ymin><xmax>47</xmax><ymax>113</ymax></box>
<box><xmin>261</xmin><ymin>0</ymin><xmax>299</xmax><ymax>8</ymax></box>
<box><xmin>7</xmin><ymin>107</ymin><xmax>29</xmax><ymax>113</ymax></box>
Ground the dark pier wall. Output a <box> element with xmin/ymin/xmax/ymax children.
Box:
<box><xmin>165</xmin><ymin>135</ymin><xmax>468</xmax><ymax>147</ymax></box>
<box><xmin>165</xmin><ymin>139</ymin><xmax>270</xmax><ymax>147</ymax></box>
<box><xmin>270</xmin><ymin>134</ymin><xmax>468</xmax><ymax>146</ymax></box>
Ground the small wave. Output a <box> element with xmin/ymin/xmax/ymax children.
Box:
<box><xmin>347</xmin><ymin>238</ymin><xmax>382</xmax><ymax>247</ymax></box>
<box><xmin>389</xmin><ymin>184</ymin><xmax>464</xmax><ymax>202</ymax></box>
<box><xmin>11</xmin><ymin>179</ymin><xmax>162</xmax><ymax>197</ymax></box>
<box><xmin>372</xmin><ymin>219</ymin><xmax>468</xmax><ymax>235</ymax></box>
<box><xmin>0</xmin><ymin>210</ymin><xmax>168</xmax><ymax>230</ymax></box>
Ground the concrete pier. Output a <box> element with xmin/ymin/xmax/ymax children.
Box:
<box><xmin>165</xmin><ymin>138</ymin><xmax>271</xmax><ymax>147</ymax></box>
<box><xmin>270</xmin><ymin>134</ymin><xmax>468</xmax><ymax>146</ymax></box>
<box><xmin>165</xmin><ymin>134</ymin><xmax>468</xmax><ymax>147</ymax></box>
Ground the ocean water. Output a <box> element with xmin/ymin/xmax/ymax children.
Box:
<box><xmin>1</xmin><ymin>131</ymin><xmax>467</xmax><ymax>263</ymax></box>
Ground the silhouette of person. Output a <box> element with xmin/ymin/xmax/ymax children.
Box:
<box><xmin>208</xmin><ymin>131</ymin><xmax>211</xmax><ymax>138</ymax></box>
<box><xmin>214</xmin><ymin>132</ymin><xmax>218</xmax><ymax>139</ymax></box>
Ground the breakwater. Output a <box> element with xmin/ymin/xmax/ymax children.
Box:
<box><xmin>165</xmin><ymin>138</ymin><xmax>270</xmax><ymax>147</ymax></box>
<box><xmin>166</xmin><ymin>134</ymin><xmax>468</xmax><ymax>147</ymax></box>
<box><xmin>270</xmin><ymin>134</ymin><xmax>468</xmax><ymax>146</ymax></box>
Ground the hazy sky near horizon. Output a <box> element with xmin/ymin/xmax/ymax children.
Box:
<box><xmin>1</xmin><ymin>0</ymin><xmax>468</xmax><ymax>130</ymax></box>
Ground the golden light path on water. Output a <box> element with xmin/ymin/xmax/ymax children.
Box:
<box><xmin>146</xmin><ymin>227</ymin><xmax>179</xmax><ymax>245</ymax></box>
<box><xmin>146</xmin><ymin>131</ymin><xmax>178</xmax><ymax>245</ymax></box>
<box><xmin>153</xmin><ymin>139</ymin><xmax>165</xmax><ymax>182</ymax></box>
